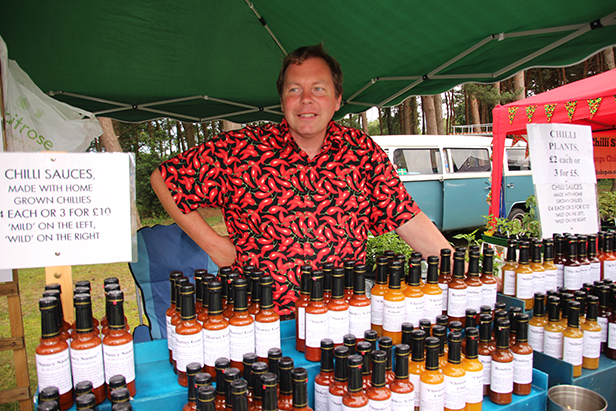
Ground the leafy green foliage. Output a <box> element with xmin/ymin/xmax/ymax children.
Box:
<box><xmin>485</xmin><ymin>195</ymin><xmax>540</xmax><ymax>238</ymax></box>
<box><xmin>365</xmin><ymin>232</ymin><xmax>413</xmax><ymax>273</ymax></box>
<box><xmin>599</xmin><ymin>190</ymin><xmax>616</xmax><ymax>225</ymax></box>
<box><xmin>452</xmin><ymin>228</ymin><xmax>482</xmax><ymax>249</ymax></box>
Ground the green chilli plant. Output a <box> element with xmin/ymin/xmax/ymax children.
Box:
<box><xmin>365</xmin><ymin>232</ymin><xmax>413</xmax><ymax>273</ymax></box>
<box><xmin>598</xmin><ymin>190</ymin><xmax>616</xmax><ymax>227</ymax></box>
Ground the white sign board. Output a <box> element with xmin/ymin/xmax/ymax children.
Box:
<box><xmin>0</xmin><ymin>152</ymin><xmax>136</xmax><ymax>269</ymax></box>
<box><xmin>527</xmin><ymin>123</ymin><xmax>599</xmax><ymax>237</ymax></box>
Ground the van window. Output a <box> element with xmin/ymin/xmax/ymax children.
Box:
<box><xmin>506</xmin><ymin>148</ymin><xmax>531</xmax><ymax>171</ymax></box>
<box><xmin>393</xmin><ymin>148</ymin><xmax>442</xmax><ymax>175</ymax></box>
<box><xmin>448</xmin><ymin>148</ymin><xmax>491</xmax><ymax>173</ymax></box>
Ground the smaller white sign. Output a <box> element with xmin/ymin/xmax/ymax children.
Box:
<box><xmin>0</xmin><ymin>152</ymin><xmax>136</xmax><ymax>269</ymax></box>
<box><xmin>527</xmin><ymin>123</ymin><xmax>599</xmax><ymax>237</ymax></box>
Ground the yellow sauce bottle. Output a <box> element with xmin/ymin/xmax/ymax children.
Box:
<box><xmin>515</xmin><ymin>241</ymin><xmax>534</xmax><ymax>310</ymax></box>
<box><xmin>582</xmin><ymin>295</ymin><xmax>602</xmax><ymax>370</ymax></box>
<box><xmin>442</xmin><ymin>332</ymin><xmax>466</xmax><ymax>411</ymax></box>
<box><xmin>370</xmin><ymin>256</ymin><xmax>389</xmax><ymax>337</ymax></box>
<box><xmin>502</xmin><ymin>239</ymin><xmax>518</xmax><ymax>297</ymax></box>
<box><xmin>543</xmin><ymin>296</ymin><xmax>564</xmax><ymax>359</ymax></box>
<box><xmin>462</xmin><ymin>328</ymin><xmax>483</xmax><ymax>411</ymax></box>
<box><xmin>562</xmin><ymin>301</ymin><xmax>584</xmax><ymax>377</ymax></box>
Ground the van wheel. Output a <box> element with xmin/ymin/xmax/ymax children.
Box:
<box><xmin>508</xmin><ymin>208</ymin><xmax>526</xmax><ymax>223</ymax></box>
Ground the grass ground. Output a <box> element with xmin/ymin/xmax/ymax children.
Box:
<box><xmin>0</xmin><ymin>210</ymin><xmax>226</xmax><ymax>411</ymax></box>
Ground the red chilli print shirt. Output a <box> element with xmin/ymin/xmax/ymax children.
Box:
<box><xmin>159</xmin><ymin>119</ymin><xmax>421</xmax><ymax>314</ymax></box>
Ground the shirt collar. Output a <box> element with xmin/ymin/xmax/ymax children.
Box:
<box><xmin>277</xmin><ymin>118</ymin><xmax>344</xmax><ymax>151</ymax></box>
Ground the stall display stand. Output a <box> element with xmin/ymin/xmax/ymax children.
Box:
<box><xmin>0</xmin><ymin>270</ymin><xmax>32</xmax><ymax>411</ymax></box>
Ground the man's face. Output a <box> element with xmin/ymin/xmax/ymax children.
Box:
<box><xmin>280</xmin><ymin>57</ymin><xmax>342</xmax><ymax>146</ymax></box>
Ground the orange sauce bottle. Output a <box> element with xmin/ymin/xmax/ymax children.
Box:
<box><xmin>344</xmin><ymin>259</ymin><xmax>356</xmax><ymax>303</ymax></box>
<box><xmin>489</xmin><ymin>319</ymin><xmax>513</xmax><ymax>405</ymax></box>
<box><xmin>478</xmin><ymin>313</ymin><xmax>494</xmax><ymax>396</ymax></box>
<box><xmin>420</xmin><ymin>337</ymin><xmax>445</xmax><ymax>410</ymax></box>
<box><xmin>305</xmin><ymin>273</ymin><xmax>329</xmax><ymax>362</ymax></box>
<box><xmin>378</xmin><ymin>336</ymin><xmax>396</xmax><ymax>386</ymax></box>
<box><xmin>194</xmin><ymin>269</ymin><xmax>206</xmax><ymax>318</ymax></box>
<box><xmin>480</xmin><ymin>247</ymin><xmax>498</xmax><ymax>310</ymax></box>
<box><xmin>367</xmin><ymin>350</ymin><xmax>391</xmax><ymax>410</ymax></box>
<box><xmin>531</xmin><ymin>239</ymin><xmax>546</xmax><ymax>295</ymax></box>
<box><xmin>277</xmin><ymin>357</ymin><xmax>294</xmax><ymax>410</ymax></box>
<box><xmin>465</xmin><ymin>250</ymin><xmax>483</xmax><ymax>313</ymax></box>
<box><xmin>422</xmin><ymin>256</ymin><xmax>443</xmax><ymax>324</ymax></box>
<box><xmin>582</xmin><ymin>295</ymin><xmax>602</xmax><ymax>370</ymax></box>
<box><xmin>438</xmin><ymin>249</ymin><xmax>452</xmax><ymax>315</ymax></box>
<box><xmin>172</xmin><ymin>277</ymin><xmax>190</xmax><ymax>373</ymax></box>
<box><xmin>102</xmin><ymin>290</ymin><xmax>136</xmax><ymax>397</ymax></box>
<box><xmin>202</xmin><ymin>280</ymin><xmax>229</xmax><ymax>377</ymax></box>
<box><xmin>601</xmin><ymin>232</ymin><xmax>616</xmax><ymax>281</ymax></box>
<box><xmin>443</xmin><ymin>332</ymin><xmax>466</xmax><ymax>411</ymax></box>
<box><xmin>348</xmin><ymin>264</ymin><xmax>371</xmax><ymax>341</ymax></box>
<box><xmin>588</xmin><ymin>235</ymin><xmax>602</xmax><ymax>283</ymax></box>
<box><xmin>529</xmin><ymin>292</ymin><xmax>547</xmax><ymax>352</ymax></box>
<box><xmin>175</xmin><ymin>283</ymin><xmax>204</xmax><ymax>387</ymax></box>
<box><xmin>409</xmin><ymin>329</ymin><xmax>426</xmax><ymax>411</ymax></box>
<box><xmin>564</xmin><ymin>237</ymin><xmax>582</xmax><ymax>291</ymax></box>
<box><xmin>291</xmin><ymin>367</ymin><xmax>313</xmax><ymax>411</ymax></box>
<box><xmin>322</xmin><ymin>262</ymin><xmax>333</xmax><ymax>305</ymax></box>
<box><xmin>248</xmin><ymin>270</ymin><xmax>262</xmax><ymax>319</ymax></box>
<box><xmin>328</xmin><ymin>267</ymin><xmax>349</xmax><ymax>347</ymax></box>
<box><xmin>502</xmin><ymin>239</ymin><xmax>518</xmax><ymax>296</ymax></box>
<box><xmin>563</xmin><ymin>301</ymin><xmax>584</xmax><ymax>377</ymax></box>
<box><xmin>543</xmin><ymin>239</ymin><xmax>559</xmax><ymax>293</ymax></box>
<box><xmin>390</xmin><ymin>343</ymin><xmax>415</xmax><ymax>410</ymax></box>
<box><xmin>553</xmin><ymin>235</ymin><xmax>566</xmax><ymax>288</ymax></box>
<box><xmin>295</xmin><ymin>265</ymin><xmax>312</xmax><ymax>353</ymax></box>
<box><xmin>328</xmin><ymin>346</ymin><xmax>349</xmax><ymax>411</ymax></box>
<box><xmin>543</xmin><ymin>296</ymin><xmax>564</xmax><ymax>358</ymax></box>
<box><xmin>166</xmin><ymin>271</ymin><xmax>183</xmax><ymax>363</ymax></box>
<box><xmin>70</xmin><ymin>293</ymin><xmax>106</xmax><ymax>405</ymax></box>
<box><xmin>342</xmin><ymin>355</ymin><xmax>369</xmax><ymax>410</ymax></box>
<box><xmin>214</xmin><ymin>357</ymin><xmax>230</xmax><ymax>410</ymax></box>
<box><xmin>447</xmin><ymin>251</ymin><xmax>467</xmax><ymax>325</ymax></box>
<box><xmin>512</xmin><ymin>313</ymin><xmax>533</xmax><ymax>396</ymax></box>
<box><xmin>515</xmin><ymin>241</ymin><xmax>534</xmax><ymax>310</ymax></box>
<box><xmin>404</xmin><ymin>257</ymin><xmax>425</xmax><ymax>328</ymax></box>
<box><xmin>370</xmin><ymin>256</ymin><xmax>389</xmax><ymax>337</ymax></box>
<box><xmin>461</xmin><ymin>328</ymin><xmax>483</xmax><ymax>411</ymax></box>
<box><xmin>357</xmin><ymin>341</ymin><xmax>372</xmax><ymax>392</ymax></box>
<box><xmin>314</xmin><ymin>339</ymin><xmax>334</xmax><ymax>411</ymax></box>
<box><xmin>383</xmin><ymin>260</ymin><xmax>406</xmax><ymax>345</ymax></box>
<box><xmin>35</xmin><ymin>297</ymin><xmax>74</xmax><ymax>411</ymax></box>
<box><xmin>229</xmin><ymin>278</ymin><xmax>254</xmax><ymax>372</ymax></box>
<box><xmin>255</xmin><ymin>275</ymin><xmax>280</xmax><ymax>363</ymax></box>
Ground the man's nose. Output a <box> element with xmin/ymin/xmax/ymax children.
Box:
<box><xmin>300</xmin><ymin>89</ymin><xmax>313</xmax><ymax>103</ymax></box>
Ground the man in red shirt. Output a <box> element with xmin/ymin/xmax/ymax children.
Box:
<box><xmin>151</xmin><ymin>44</ymin><xmax>453</xmax><ymax>314</ymax></box>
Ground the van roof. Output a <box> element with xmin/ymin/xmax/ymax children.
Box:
<box><xmin>371</xmin><ymin>134</ymin><xmax>525</xmax><ymax>148</ymax></box>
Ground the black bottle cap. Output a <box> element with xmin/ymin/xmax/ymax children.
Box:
<box><xmin>75</xmin><ymin>393</ymin><xmax>96</xmax><ymax>410</ymax></box>
<box><xmin>37</xmin><ymin>401</ymin><xmax>59</xmax><ymax>411</ymax></box>
<box><xmin>198</xmin><ymin>385</ymin><xmax>216</xmax><ymax>403</ymax></box>
<box><xmin>110</xmin><ymin>387</ymin><xmax>130</xmax><ymax>404</ymax></box>
<box><xmin>195</xmin><ymin>372</ymin><xmax>212</xmax><ymax>387</ymax></box>
<box><xmin>344</xmin><ymin>334</ymin><xmax>357</xmax><ymax>355</ymax></box>
<box><xmin>109</xmin><ymin>375</ymin><xmax>126</xmax><ymax>390</ymax></box>
<box><xmin>75</xmin><ymin>380</ymin><xmax>93</xmax><ymax>396</ymax></box>
<box><xmin>39</xmin><ymin>386</ymin><xmax>59</xmax><ymax>402</ymax></box>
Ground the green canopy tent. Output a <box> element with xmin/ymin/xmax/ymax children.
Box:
<box><xmin>0</xmin><ymin>1</ymin><xmax>615</xmax><ymax>124</ymax></box>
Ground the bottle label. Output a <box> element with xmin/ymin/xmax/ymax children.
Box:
<box><xmin>306</xmin><ymin>312</ymin><xmax>330</xmax><ymax>348</ymax></box>
<box><xmin>175</xmin><ymin>331</ymin><xmax>204</xmax><ymax>371</ymax></box>
<box><xmin>481</xmin><ymin>282</ymin><xmax>497</xmax><ymax>309</ymax></box>
<box><xmin>314</xmin><ymin>381</ymin><xmax>330</xmax><ymax>411</ymax></box>
<box><xmin>608</xmin><ymin>322</ymin><xmax>616</xmax><ymax>350</ymax></box>
<box><xmin>329</xmin><ymin>391</ymin><xmax>343</xmax><ymax>411</ymax></box>
<box><xmin>329</xmin><ymin>308</ymin><xmax>350</xmax><ymax>345</ymax></box>
<box><xmin>533</xmin><ymin>270</ymin><xmax>546</xmax><ymax>294</ymax></box>
<box><xmin>438</xmin><ymin>283</ymin><xmax>448</xmax><ymax>311</ymax></box>
<box><xmin>516</xmin><ymin>272</ymin><xmax>534</xmax><ymax>299</ymax></box>
<box><xmin>404</xmin><ymin>295</ymin><xmax>425</xmax><ymax>326</ymax></box>
<box><xmin>447</xmin><ymin>287</ymin><xmax>467</xmax><ymax>317</ymax></box>
<box><xmin>368</xmin><ymin>398</ymin><xmax>391</xmax><ymax>411</ymax></box>
<box><xmin>409</xmin><ymin>372</ymin><xmax>421</xmax><ymax>408</ymax></box>
<box><xmin>166</xmin><ymin>314</ymin><xmax>173</xmax><ymax>351</ymax></box>
<box><xmin>465</xmin><ymin>369</ymin><xmax>483</xmax><ymax>404</ymax></box>
<box><xmin>343</xmin><ymin>404</ymin><xmax>368</xmax><ymax>411</ymax></box>
<box><xmin>583</xmin><ymin>329</ymin><xmax>601</xmax><ymax>359</ymax></box>
<box><xmin>563</xmin><ymin>336</ymin><xmax>583</xmax><ymax>366</ymax></box>
<box><xmin>371</xmin><ymin>294</ymin><xmax>384</xmax><ymax>326</ymax></box>
<box><xmin>466</xmin><ymin>285</ymin><xmax>482</xmax><ymax>311</ymax></box>
<box><xmin>490</xmin><ymin>360</ymin><xmax>513</xmax><ymax>394</ymax></box>
<box><xmin>36</xmin><ymin>349</ymin><xmax>72</xmax><ymax>395</ymax></box>
<box><xmin>503</xmin><ymin>269</ymin><xmax>516</xmax><ymax>296</ymax></box>
<box><xmin>444</xmin><ymin>374</ymin><xmax>466</xmax><ymax>409</ymax></box>
<box><xmin>298</xmin><ymin>306</ymin><xmax>306</xmax><ymax>339</ymax></box>
<box><xmin>529</xmin><ymin>324</ymin><xmax>545</xmax><ymax>352</ymax></box>
<box><xmin>590</xmin><ymin>262</ymin><xmax>601</xmax><ymax>283</ymax></box>
<box><xmin>544</xmin><ymin>330</ymin><xmax>563</xmax><ymax>359</ymax></box>
<box><xmin>556</xmin><ymin>263</ymin><xmax>564</xmax><ymax>288</ymax></box>
<box><xmin>349</xmin><ymin>305</ymin><xmax>371</xmax><ymax>337</ymax></box>
<box><xmin>579</xmin><ymin>265</ymin><xmax>591</xmax><ymax>286</ymax></box>
<box><xmin>255</xmin><ymin>319</ymin><xmax>281</xmax><ymax>358</ymax></box>
<box><xmin>598</xmin><ymin>316</ymin><xmax>608</xmax><ymax>343</ymax></box>
<box><xmin>512</xmin><ymin>352</ymin><xmax>533</xmax><ymax>384</ymax></box>
<box><xmin>478</xmin><ymin>354</ymin><xmax>492</xmax><ymax>386</ymax></box>
<box><xmin>604</xmin><ymin>260</ymin><xmax>616</xmax><ymax>281</ymax></box>
<box><xmin>544</xmin><ymin>268</ymin><xmax>558</xmax><ymax>293</ymax></box>
<box><xmin>202</xmin><ymin>326</ymin><xmax>230</xmax><ymax>367</ymax></box>
<box><xmin>383</xmin><ymin>299</ymin><xmax>405</xmax><ymax>332</ymax></box>
<box><xmin>419</xmin><ymin>379</ymin><xmax>444</xmax><ymax>411</ymax></box>
<box><xmin>564</xmin><ymin>265</ymin><xmax>582</xmax><ymax>290</ymax></box>
<box><xmin>423</xmin><ymin>293</ymin><xmax>442</xmax><ymax>324</ymax></box>
<box><xmin>391</xmin><ymin>390</ymin><xmax>415</xmax><ymax>411</ymax></box>
<box><xmin>70</xmin><ymin>344</ymin><xmax>105</xmax><ymax>389</ymax></box>
<box><xmin>229</xmin><ymin>323</ymin><xmax>255</xmax><ymax>362</ymax></box>
<box><xmin>103</xmin><ymin>341</ymin><xmax>135</xmax><ymax>384</ymax></box>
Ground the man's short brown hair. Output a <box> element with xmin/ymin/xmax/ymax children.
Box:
<box><xmin>276</xmin><ymin>44</ymin><xmax>343</xmax><ymax>99</ymax></box>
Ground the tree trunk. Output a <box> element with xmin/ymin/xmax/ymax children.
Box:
<box><xmin>409</xmin><ymin>97</ymin><xmax>418</xmax><ymax>134</ymax></box>
<box><xmin>98</xmin><ymin>117</ymin><xmax>142</xmax><ymax>228</ymax></box>
<box><xmin>421</xmin><ymin>95</ymin><xmax>438</xmax><ymax>135</ymax></box>
<box><xmin>384</xmin><ymin>107</ymin><xmax>393</xmax><ymax>134</ymax></box>
<box><xmin>223</xmin><ymin>120</ymin><xmax>242</xmax><ymax>132</ymax></box>
<box><xmin>513</xmin><ymin>71</ymin><xmax>526</xmax><ymax>101</ymax></box>
<box><xmin>605</xmin><ymin>47</ymin><xmax>616</xmax><ymax>70</ymax></box>
<box><xmin>492</xmin><ymin>82</ymin><xmax>501</xmax><ymax>106</ymax></box>
<box><xmin>402</xmin><ymin>98</ymin><xmax>411</xmax><ymax>134</ymax></box>
<box><xmin>377</xmin><ymin>107</ymin><xmax>384</xmax><ymax>135</ymax></box>
<box><xmin>468</xmin><ymin>94</ymin><xmax>481</xmax><ymax>133</ymax></box>
<box><xmin>434</xmin><ymin>94</ymin><xmax>444</xmax><ymax>135</ymax></box>
<box><xmin>360</xmin><ymin>112</ymin><xmax>369</xmax><ymax>134</ymax></box>
<box><xmin>182</xmin><ymin>122</ymin><xmax>196</xmax><ymax>148</ymax></box>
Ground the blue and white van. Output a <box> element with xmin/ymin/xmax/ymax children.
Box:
<box><xmin>372</xmin><ymin>135</ymin><xmax>533</xmax><ymax>231</ymax></box>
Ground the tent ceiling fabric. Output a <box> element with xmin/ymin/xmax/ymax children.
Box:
<box><xmin>1</xmin><ymin>1</ymin><xmax>615</xmax><ymax>123</ymax></box>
